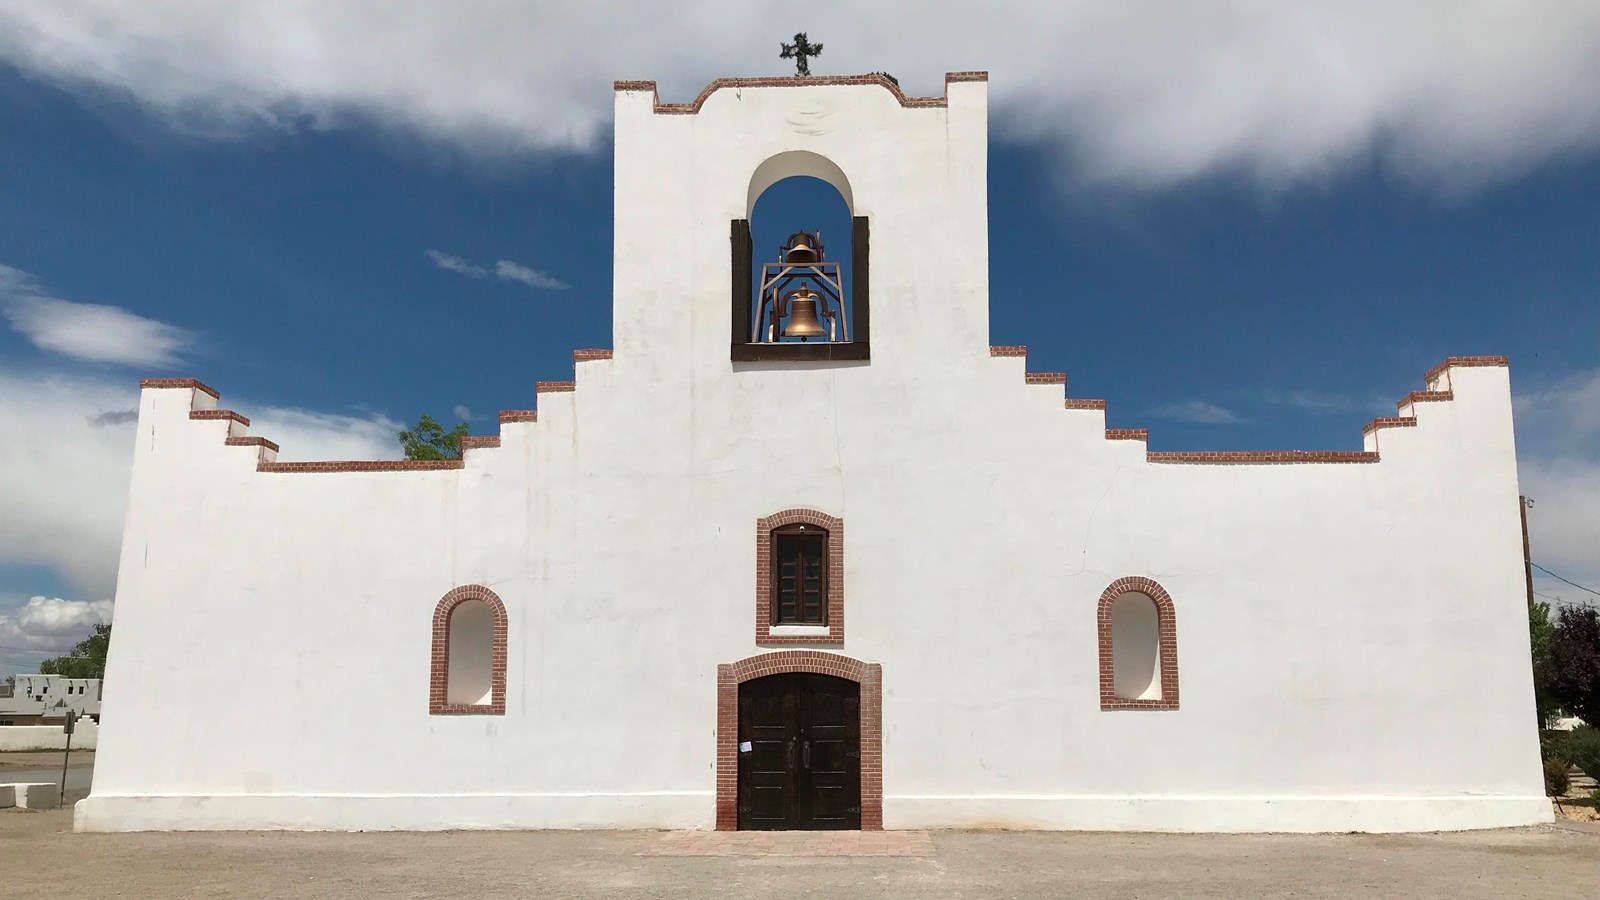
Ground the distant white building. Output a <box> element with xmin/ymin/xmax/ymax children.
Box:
<box><xmin>82</xmin><ymin>71</ymin><xmax>1546</xmax><ymax>834</ymax></box>
<box><xmin>0</xmin><ymin>674</ymin><xmax>102</xmax><ymax>725</ymax></box>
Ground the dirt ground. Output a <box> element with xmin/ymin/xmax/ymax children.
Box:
<box><xmin>1</xmin><ymin>802</ymin><xmax>1595</xmax><ymax>900</ymax></box>
<box><xmin>0</xmin><ymin>749</ymin><xmax>93</xmax><ymax>769</ymax></box>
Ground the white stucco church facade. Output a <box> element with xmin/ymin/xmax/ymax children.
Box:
<box><xmin>78</xmin><ymin>72</ymin><xmax>1549</xmax><ymax>833</ymax></box>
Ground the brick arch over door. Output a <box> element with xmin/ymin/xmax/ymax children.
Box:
<box><xmin>1096</xmin><ymin>576</ymin><xmax>1180</xmax><ymax>710</ymax></box>
<box><xmin>429</xmin><ymin>584</ymin><xmax>508</xmax><ymax>715</ymax></box>
<box><xmin>716</xmin><ymin>651</ymin><xmax>883</xmax><ymax>830</ymax></box>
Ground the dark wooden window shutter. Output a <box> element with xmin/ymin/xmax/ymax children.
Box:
<box><xmin>731</xmin><ymin>218</ymin><xmax>753</xmax><ymax>347</ymax></box>
<box><xmin>772</xmin><ymin>527</ymin><xmax>827</xmax><ymax>625</ymax></box>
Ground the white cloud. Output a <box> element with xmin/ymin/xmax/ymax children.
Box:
<box><xmin>0</xmin><ymin>596</ymin><xmax>112</xmax><ymax>653</ymax></box>
<box><xmin>425</xmin><ymin>250</ymin><xmax>487</xmax><ymax>278</ymax></box>
<box><xmin>0</xmin><ymin>264</ymin><xmax>194</xmax><ymax>366</ymax></box>
<box><xmin>428</xmin><ymin>250</ymin><xmax>568</xmax><ymax>290</ymax></box>
<box><xmin>1514</xmin><ymin>369</ymin><xmax>1600</xmax><ymax>609</ymax></box>
<box><xmin>452</xmin><ymin>405</ymin><xmax>474</xmax><ymax>421</ymax></box>
<box><xmin>1151</xmin><ymin>400</ymin><xmax>1243</xmax><ymax>424</ymax></box>
<box><xmin>494</xmin><ymin>260</ymin><xmax>569</xmax><ymax>290</ymax></box>
<box><xmin>0</xmin><ymin>3</ymin><xmax>1596</xmax><ymax>193</ymax></box>
<box><xmin>247</xmin><ymin>406</ymin><xmax>403</xmax><ymax>463</ymax></box>
<box><xmin>0</xmin><ymin>369</ymin><xmax>402</xmax><ymax>600</ymax></box>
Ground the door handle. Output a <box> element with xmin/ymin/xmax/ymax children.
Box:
<box><xmin>802</xmin><ymin>740</ymin><xmax>811</xmax><ymax>769</ymax></box>
<box><xmin>787</xmin><ymin>739</ymin><xmax>796</xmax><ymax>769</ymax></box>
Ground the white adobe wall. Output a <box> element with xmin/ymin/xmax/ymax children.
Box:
<box><xmin>78</xmin><ymin>75</ymin><xmax>1546</xmax><ymax>833</ymax></box>
<box><xmin>0</xmin><ymin>718</ymin><xmax>98</xmax><ymax>751</ymax></box>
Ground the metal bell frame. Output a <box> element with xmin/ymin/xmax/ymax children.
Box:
<box><xmin>753</xmin><ymin>231</ymin><xmax>848</xmax><ymax>344</ymax></box>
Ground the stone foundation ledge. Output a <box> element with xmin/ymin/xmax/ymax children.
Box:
<box><xmin>76</xmin><ymin>792</ymin><xmax>1552</xmax><ymax>834</ymax></box>
<box><xmin>883</xmin><ymin>794</ymin><xmax>1554</xmax><ymax>833</ymax></box>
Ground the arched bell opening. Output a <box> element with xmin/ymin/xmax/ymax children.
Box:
<box><xmin>750</xmin><ymin>176</ymin><xmax>854</xmax><ymax>345</ymax></box>
<box><xmin>732</xmin><ymin>154</ymin><xmax>870</xmax><ymax>362</ymax></box>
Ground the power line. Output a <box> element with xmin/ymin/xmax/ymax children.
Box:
<box><xmin>0</xmin><ymin>645</ymin><xmax>100</xmax><ymax>656</ymax></box>
<box><xmin>1531</xmin><ymin>562</ymin><xmax>1600</xmax><ymax>598</ymax></box>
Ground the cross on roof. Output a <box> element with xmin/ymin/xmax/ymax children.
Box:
<box><xmin>780</xmin><ymin>33</ymin><xmax>823</xmax><ymax>77</ymax></box>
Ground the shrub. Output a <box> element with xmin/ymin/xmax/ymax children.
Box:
<box><xmin>1591</xmin><ymin>787</ymin><xmax>1600</xmax><ymax>808</ymax></box>
<box><xmin>1563</xmin><ymin>725</ymin><xmax>1600</xmax><ymax>780</ymax></box>
<box><xmin>1543</xmin><ymin>757</ymin><xmax>1570</xmax><ymax>797</ymax></box>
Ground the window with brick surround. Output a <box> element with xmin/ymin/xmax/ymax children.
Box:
<box><xmin>755</xmin><ymin>509</ymin><xmax>844</xmax><ymax>645</ymax></box>
<box><xmin>1097</xmin><ymin>577</ymin><xmax>1179</xmax><ymax>711</ymax></box>
<box><xmin>429</xmin><ymin>584</ymin><xmax>507</xmax><ymax>715</ymax></box>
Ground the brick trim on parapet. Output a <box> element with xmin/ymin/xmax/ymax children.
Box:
<box><xmin>1095</xmin><ymin>356</ymin><xmax>1507</xmax><ymax>463</ymax></box>
<box><xmin>1361</xmin><ymin>416</ymin><xmax>1417</xmax><ymax>435</ymax></box>
<box><xmin>755</xmin><ymin>509</ymin><xmax>845</xmax><ymax>646</ymax></box>
<box><xmin>1397</xmin><ymin>390</ymin><xmax>1453</xmax><ymax>411</ymax></box>
<box><xmin>1097</xmin><ymin>577</ymin><xmax>1179</xmax><ymax>711</ymax></box>
<box><xmin>139</xmin><ymin>377</ymin><xmax>220</xmax><ymax>400</ymax></box>
<box><xmin>1423</xmin><ymin>355</ymin><xmax>1508</xmax><ymax>385</ymax></box>
<box><xmin>989</xmin><ymin>345</ymin><xmax>1027</xmax><ymax>357</ymax></box>
<box><xmin>617</xmin><ymin>71</ymin><xmax>986</xmax><ymax>115</ymax></box>
<box><xmin>715</xmin><ymin>651</ymin><xmax>883</xmax><ymax>830</ymax></box>
<box><xmin>1106</xmin><ymin>429</ymin><xmax>1148</xmax><ymax>441</ymax></box>
<box><xmin>499</xmin><ymin>410</ymin><xmax>538</xmax><ymax>423</ymax></box>
<box><xmin>260</xmin><ymin>460</ymin><xmax>463</xmax><ymax>473</ymax></box>
<box><xmin>429</xmin><ymin>584</ymin><xmax>508</xmax><ymax>716</ymax></box>
<box><xmin>225</xmin><ymin>436</ymin><xmax>279</xmax><ymax>453</ymax></box>
<box><xmin>189</xmin><ymin>409</ymin><xmax>249</xmax><ymax>426</ymax></box>
<box><xmin>1064</xmin><ymin>399</ymin><xmax>1107</xmax><ymax>410</ymax></box>
<box><xmin>535</xmin><ymin>381</ymin><xmax>576</xmax><ymax>393</ymax></box>
<box><xmin>1147</xmin><ymin>450</ymin><xmax>1379</xmax><ymax>464</ymax></box>
<box><xmin>1025</xmin><ymin>372</ymin><xmax>1066</xmax><ymax>385</ymax></box>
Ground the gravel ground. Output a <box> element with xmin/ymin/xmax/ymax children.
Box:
<box><xmin>2</xmin><ymin>804</ymin><xmax>1595</xmax><ymax>899</ymax></box>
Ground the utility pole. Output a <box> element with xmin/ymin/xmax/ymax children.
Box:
<box><xmin>60</xmin><ymin>709</ymin><xmax>76</xmax><ymax>808</ymax></box>
<box><xmin>1519</xmin><ymin>496</ymin><xmax>1534</xmax><ymax>607</ymax></box>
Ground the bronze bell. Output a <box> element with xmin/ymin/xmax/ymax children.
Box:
<box><xmin>781</xmin><ymin>287</ymin><xmax>828</xmax><ymax>339</ymax></box>
<box><xmin>783</xmin><ymin>231</ymin><xmax>821</xmax><ymax>264</ymax></box>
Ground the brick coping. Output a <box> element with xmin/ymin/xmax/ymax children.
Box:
<box><xmin>145</xmin><ymin>354</ymin><xmax>1501</xmax><ymax>472</ymax></box>
<box><xmin>983</xmin><ymin>354</ymin><xmax>1504</xmax><ymax>464</ymax></box>
<box><xmin>617</xmin><ymin>72</ymin><xmax>986</xmax><ymax>115</ymax></box>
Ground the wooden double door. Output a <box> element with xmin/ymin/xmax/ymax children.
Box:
<box><xmin>737</xmin><ymin>673</ymin><xmax>861</xmax><ymax>830</ymax></box>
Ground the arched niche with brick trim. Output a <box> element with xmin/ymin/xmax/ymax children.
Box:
<box><xmin>429</xmin><ymin>585</ymin><xmax>508</xmax><ymax>715</ymax></box>
<box><xmin>1097</xmin><ymin>577</ymin><xmax>1180</xmax><ymax>711</ymax></box>
<box><xmin>716</xmin><ymin>651</ymin><xmax>883</xmax><ymax>830</ymax></box>
<box><xmin>755</xmin><ymin>508</ymin><xmax>844</xmax><ymax>645</ymax></box>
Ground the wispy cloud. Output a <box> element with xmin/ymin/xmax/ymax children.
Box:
<box><xmin>1151</xmin><ymin>400</ymin><xmax>1244</xmax><ymax>425</ymax></box>
<box><xmin>452</xmin><ymin>404</ymin><xmax>474</xmax><ymax>421</ymax></box>
<box><xmin>425</xmin><ymin>250</ymin><xmax>488</xmax><ymax>278</ymax></box>
<box><xmin>1255</xmin><ymin>389</ymin><xmax>1389</xmax><ymax>415</ymax></box>
<box><xmin>427</xmin><ymin>250</ymin><xmax>569</xmax><ymax>291</ymax></box>
<box><xmin>494</xmin><ymin>259</ymin><xmax>569</xmax><ymax>290</ymax></box>
<box><xmin>0</xmin><ymin>264</ymin><xmax>194</xmax><ymax>366</ymax></box>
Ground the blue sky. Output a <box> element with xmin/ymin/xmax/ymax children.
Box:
<box><xmin>1</xmin><ymin>4</ymin><xmax>1598</xmax><ymax>674</ymax></box>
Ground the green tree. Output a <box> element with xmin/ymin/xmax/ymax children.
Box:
<box><xmin>399</xmin><ymin>414</ymin><xmax>470</xmax><ymax>461</ymax></box>
<box><xmin>1530</xmin><ymin>600</ymin><xmax>1559</xmax><ymax>727</ymax></box>
<box><xmin>38</xmin><ymin>622</ymin><xmax>111</xmax><ymax>679</ymax></box>
<box><xmin>1550</xmin><ymin>604</ymin><xmax>1600</xmax><ymax>725</ymax></box>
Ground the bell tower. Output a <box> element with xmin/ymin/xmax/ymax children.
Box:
<box><xmin>611</xmin><ymin>72</ymin><xmax>990</xmax><ymax>373</ymax></box>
